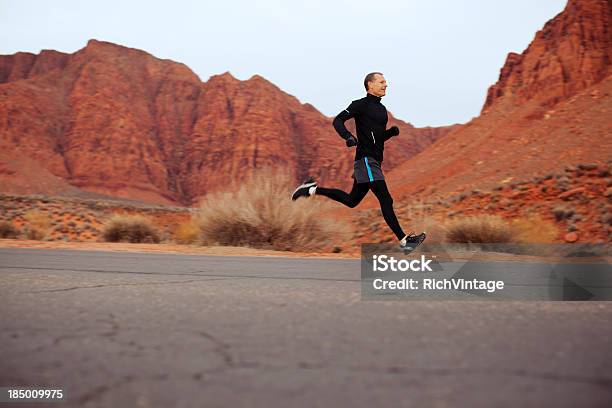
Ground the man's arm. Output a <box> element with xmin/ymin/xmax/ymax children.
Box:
<box><xmin>383</xmin><ymin>125</ymin><xmax>400</xmax><ymax>141</ymax></box>
<box><xmin>332</xmin><ymin>100</ymin><xmax>360</xmax><ymax>142</ymax></box>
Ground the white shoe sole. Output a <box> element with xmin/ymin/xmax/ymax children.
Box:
<box><xmin>292</xmin><ymin>182</ymin><xmax>317</xmax><ymax>199</ymax></box>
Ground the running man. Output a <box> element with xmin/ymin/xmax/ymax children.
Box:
<box><xmin>291</xmin><ymin>72</ymin><xmax>426</xmax><ymax>252</ymax></box>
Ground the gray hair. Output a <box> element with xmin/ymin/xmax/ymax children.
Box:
<box><xmin>364</xmin><ymin>72</ymin><xmax>383</xmax><ymax>91</ymax></box>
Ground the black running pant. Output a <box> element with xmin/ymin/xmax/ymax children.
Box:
<box><xmin>316</xmin><ymin>179</ymin><xmax>406</xmax><ymax>240</ymax></box>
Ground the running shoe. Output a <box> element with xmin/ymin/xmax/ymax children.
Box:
<box><xmin>291</xmin><ymin>177</ymin><xmax>317</xmax><ymax>201</ymax></box>
<box><xmin>399</xmin><ymin>232</ymin><xmax>427</xmax><ymax>253</ymax></box>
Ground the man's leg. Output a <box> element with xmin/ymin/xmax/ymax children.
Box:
<box><xmin>315</xmin><ymin>179</ymin><xmax>369</xmax><ymax>208</ymax></box>
<box><xmin>369</xmin><ymin>180</ymin><xmax>406</xmax><ymax>241</ymax></box>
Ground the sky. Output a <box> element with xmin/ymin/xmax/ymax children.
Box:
<box><xmin>0</xmin><ymin>0</ymin><xmax>566</xmax><ymax>127</ymax></box>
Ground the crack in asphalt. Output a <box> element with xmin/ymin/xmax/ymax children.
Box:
<box><xmin>2</xmin><ymin>265</ymin><xmax>359</xmax><ymax>283</ymax></box>
<box><xmin>193</xmin><ymin>272</ymin><xmax>358</xmax><ymax>283</ymax></box>
<box><xmin>1</xmin><ymin>265</ymin><xmax>205</xmax><ymax>277</ymax></box>
<box><xmin>11</xmin><ymin>324</ymin><xmax>611</xmax><ymax>390</ymax></box>
<box><xmin>79</xmin><ymin>362</ymin><xmax>611</xmax><ymax>391</ymax></box>
<box><xmin>194</xmin><ymin>330</ymin><xmax>260</xmax><ymax>372</ymax></box>
<box><xmin>344</xmin><ymin>365</ymin><xmax>612</xmax><ymax>388</ymax></box>
<box><xmin>191</xmin><ymin>360</ymin><xmax>612</xmax><ymax>389</ymax></box>
<box><xmin>184</xmin><ymin>330</ymin><xmax>612</xmax><ymax>389</ymax></box>
<box><xmin>6</xmin><ymin>344</ymin><xmax>612</xmax><ymax>405</ymax></box>
<box><xmin>20</xmin><ymin>277</ymin><xmax>240</xmax><ymax>293</ymax></box>
<box><xmin>196</xmin><ymin>330</ymin><xmax>235</xmax><ymax>367</ymax></box>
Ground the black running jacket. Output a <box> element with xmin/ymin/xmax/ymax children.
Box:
<box><xmin>332</xmin><ymin>93</ymin><xmax>396</xmax><ymax>162</ymax></box>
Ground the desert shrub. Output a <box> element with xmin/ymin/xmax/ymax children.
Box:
<box><xmin>195</xmin><ymin>168</ymin><xmax>350</xmax><ymax>251</ymax></box>
<box><xmin>23</xmin><ymin>209</ymin><xmax>52</xmax><ymax>240</ymax></box>
<box><xmin>102</xmin><ymin>214</ymin><xmax>160</xmax><ymax>243</ymax></box>
<box><xmin>510</xmin><ymin>215</ymin><xmax>559</xmax><ymax>243</ymax></box>
<box><xmin>445</xmin><ymin>215</ymin><xmax>515</xmax><ymax>244</ymax></box>
<box><xmin>174</xmin><ymin>220</ymin><xmax>200</xmax><ymax>244</ymax></box>
<box><xmin>0</xmin><ymin>221</ymin><xmax>20</xmax><ymax>238</ymax></box>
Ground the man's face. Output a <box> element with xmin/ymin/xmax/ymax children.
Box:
<box><xmin>368</xmin><ymin>74</ymin><xmax>387</xmax><ymax>97</ymax></box>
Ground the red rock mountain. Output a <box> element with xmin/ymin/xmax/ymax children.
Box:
<box><xmin>483</xmin><ymin>0</ymin><xmax>611</xmax><ymax>111</ymax></box>
<box><xmin>387</xmin><ymin>0</ymin><xmax>611</xmax><ymax>203</ymax></box>
<box><xmin>0</xmin><ymin>40</ymin><xmax>455</xmax><ymax>205</ymax></box>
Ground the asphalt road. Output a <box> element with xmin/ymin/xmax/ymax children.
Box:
<box><xmin>1</xmin><ymin>248</ymin><xmax>611</xmax><ymax>407</ymax></box>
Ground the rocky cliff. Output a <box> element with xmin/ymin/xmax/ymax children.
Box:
<box><xmin>0</xmin><ymin>40</ymin><xmax>455</xmax><ymax>205</ymax></box>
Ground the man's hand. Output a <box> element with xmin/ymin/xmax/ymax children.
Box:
<box><xmin>386</xmin><ymin>126</ymin><xmax>400</xmax><ymax>137</ymax></box>
<box><xmin>345</xmin><ymin>136</ymin><xmax>358</xmax><ymax>147</ymax></box>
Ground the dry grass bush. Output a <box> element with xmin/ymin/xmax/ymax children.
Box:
<box><xmin>195</xmin><ymin>168</ymin><xmax>351</xmax><ymax>251</ymax></box>
<box><xmin>102</xmin><ymin>214</ymin><xmax>161</xmax><ymax>243</ymax></box>
<box><xmin>510</xmin><ymin>214</ymin><xmax>559</xmax><ymax>243</ymax></box>
<box><xmin>23</xmin><ymin>209</ymin><xmax>52</xmax><ymax>240</ymax></box>
<box><xmin>0</xmin><ymin>221</ymin><xmax>20</xmax><ymax>238</ymax></box>
<box><xmin>445</xmin><ymin>215</ymin><xmax>515</xmax><ymax>244</ymax></box>
<box><xmin>174</xmin><ymin>220</ymin><xmax>200</xmax><ymax>244</ymax></box>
